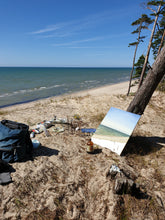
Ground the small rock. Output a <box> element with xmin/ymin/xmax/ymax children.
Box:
<box><xmin>45</xmin><ymin>196</ymin><xmax>57</xmax><ymax>211</ymax></box>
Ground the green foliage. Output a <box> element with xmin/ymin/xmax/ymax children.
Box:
<box><xmin>128</xmin><ymin>42</ymin><xmax>138</xmax><ymax>47</ymax></box>
<box><xmin>131</xmin><ymin>14</ymin><xmax>153</xmax><ymax>26</ymax></box>
<box><xmin>133</xmin><ymin>55</ymin><xmax>149</xmax><ymax>79</ymax></box>
<box><xmin>129</xmin><ymin>14</ymin><xmax>153</xmax><ymax>47</ymax></box>
<box><xmin>147</xmin><ymin>1</ymin><xmax>165</xmax><ymax>7</ymax></box>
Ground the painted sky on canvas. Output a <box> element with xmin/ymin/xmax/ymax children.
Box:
<box><xmin>0</xmin><ymin>0</ymin><xmax>155</xmax><ymax>67</ymax></box>
<box><xmin>101</xmin><ymin>107</ymin><xmax>141</xmax><ymax>135</ymax></box>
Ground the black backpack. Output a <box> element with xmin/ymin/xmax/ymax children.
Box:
<box><xmin>0</xmin><ymin>120</ymin><xmax>33</xmax><ymax>163</ymax></box>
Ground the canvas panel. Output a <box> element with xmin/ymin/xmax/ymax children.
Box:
<box><xmin>91</xmin><ymin>107</ymin><xmax>141</xmax><ymax>155</ymax></box>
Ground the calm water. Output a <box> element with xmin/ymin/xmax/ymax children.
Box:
<box><xmin>0</xmin><ymin>67</ymin><xmax>131</xmax><ymax>108</ymax></box>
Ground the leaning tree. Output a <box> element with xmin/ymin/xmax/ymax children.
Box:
<box><xmin>127</xmin><ymin>44</ymin><xmax>165</xmax><ymax>115</ymax></box>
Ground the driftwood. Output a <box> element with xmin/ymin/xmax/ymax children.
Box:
<box><xmin>108</xmin><ymin>164</ymin><xmax>140</xmax><ymax>195</ymax></box>
<box><xmin>114</xmin><ymin>174</ymin><xmax>140</xmax><ymax>195</ymax></box>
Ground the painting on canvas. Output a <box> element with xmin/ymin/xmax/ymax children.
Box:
<box><xmin>91</xmin><ymin>107</ymin><xmax>141</xmax><ymax>155</ymax></box>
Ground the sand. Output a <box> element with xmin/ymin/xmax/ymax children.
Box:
<box><xmin>0</xmin><ymin>81</ymin><xmax>165</xmax><ymax>220</ymax></box>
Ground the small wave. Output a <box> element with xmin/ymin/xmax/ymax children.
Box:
<box><xmin>84</xmin><ymin>80</ymin><xmax>98</xmax><ymax>83</ymax></box>
<box><xmin>0</xmin><ymin>84</ymin><xmax>65</xmax><ymax>98</ymax></box>
<box><xmin>80</xmin><ymin>80</ymin><xmax>100</xmax><ymax>86</ymax></box>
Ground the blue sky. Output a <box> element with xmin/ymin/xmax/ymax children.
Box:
<box><xmin>0</xmin><ymin>0</ymin><xmax>154</xmax><ymax>67</ymax></box>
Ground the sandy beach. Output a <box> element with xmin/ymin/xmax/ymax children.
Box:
<box><xmin>0</xmin><ymin>81</ymin><xmax>165</xmax><ymax>219</ymax></box>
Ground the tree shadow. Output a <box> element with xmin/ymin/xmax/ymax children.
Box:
<box><xmin>33</xmin><ymin>145</ymin><xmax>59</xmax><ymax>157</ymax></box>
<box><xmin>121</xmin><ymin>135</ymin><xmax>165</xmax><ymax>156</ymax></box>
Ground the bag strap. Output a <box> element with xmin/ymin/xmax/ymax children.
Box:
<box><xmin>1</xmin><ymin>120</ymin><xmax>29</xmax><ymax>130</ymax></box>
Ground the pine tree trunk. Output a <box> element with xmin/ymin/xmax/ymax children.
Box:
<box><xmin>157</xmin><ymin>29</ymin><xmax>165</xmax><ymax>56</ymax></box>
<box><xmin>127</xmin><ymin>44</ymin><xmax>165</xmax><ymax>115</ymax></box>
<box><xmin>127</xmin><ymin>23</ymin><xmax>142</xmax><ymax>96</ymax></box>
<box><xmin>138</xmin><ymin>3</ymin><xmax>162</xmax><ymax>89</ymax></box>
<box><xmin>127</xmin><ymin>43</ymin><xmax>138</xmax><ymax>96</ymax></box>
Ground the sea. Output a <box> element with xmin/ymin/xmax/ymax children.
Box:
<box><xmin>0</xmin><ymin>67</ymin><xmax>131</xmax><ymax>108</ymax></box>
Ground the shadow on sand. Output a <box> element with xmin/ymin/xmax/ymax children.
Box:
<box><xmin>33</xmin><ymin>145</ymin><xmax>59</xmax><ymax>157</ymax></box>
<box><xmin>121</xmin><ymin>135</ymin><xmax>165</xmax><ymax>156</ymax></box>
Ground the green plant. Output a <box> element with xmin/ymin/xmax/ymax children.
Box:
<box><xmin>73</xmin><ymin>114</ymin><xmax>81</xmax><ymax>120</ymax></box>
<box><xmin>90</xmin><ymin>113</ymin><xmax>105</xmax><ymax>123</ymax></box>
<box><xmin>14</xmin><ymin>198</ymin><xmax>26</xmax><ymax>209</ymax></box>
<box><xmin>0</xmin><ymin>110</ymin><xmax>8</xmax><ymax>115</ymax></box>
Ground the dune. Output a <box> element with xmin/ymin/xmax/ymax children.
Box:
<box><xmin>0</xmin><ymin>81</ymin><xmax>165</xmax><ymax>219</ymax></box>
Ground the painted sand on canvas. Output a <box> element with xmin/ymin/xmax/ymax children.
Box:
<box><xmin>92</xmin><ymin>107</ymin><xmax>141</xmax><ymax>155</ymax></box>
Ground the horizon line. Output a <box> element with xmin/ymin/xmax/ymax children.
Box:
<box><xmin>0</xmin><ymin>66</ymin><xmax>131</xmax><ymax>68</ymax></box>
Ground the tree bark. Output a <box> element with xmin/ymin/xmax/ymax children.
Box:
<box><xmin>127</xmin><ymin>44</ymin><xmax>165</xmax><ymax>115</ymax></box>
<box><xmin>138</xmin><ymin>3</ymin><xmax>162</xmax><ymax>89</ymax></box>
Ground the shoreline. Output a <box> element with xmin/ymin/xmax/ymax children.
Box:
<box><xmin>0</xmin><ymin>77</ymin><xmax>162</xmax><ymax>138</ymax></box>
<box><xmin>0</xmin><ymin>67</ymin><xmax>131</xmax><ymax>109</ymax></box>
<box><xmin>0</xmin><ymin>80</ymin><xmax>136</xmax><ymax>110</ymax></box>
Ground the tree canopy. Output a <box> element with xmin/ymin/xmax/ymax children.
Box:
<box><xmin>127</xmin><ymin>14</ymin><xmax>152</xmax><ymax>96</ymax></box>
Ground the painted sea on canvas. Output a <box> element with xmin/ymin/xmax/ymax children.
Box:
<box><xmin>95</xmin><ymin>124</ymin><xmax>129</xmax><ymax>138</ymax></box>
<box><xmin>0</xmin><ymin>67</ymin><xmax>131</xmax><ymax>108</ymax></box>
<box><xmin>92</xmin><ymin>107</ymin><xmax>141</xmax><ymax>155</ymax></box>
